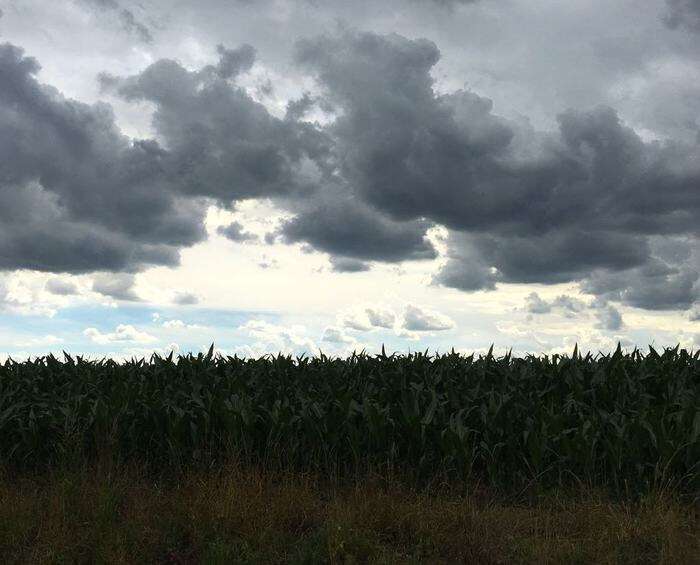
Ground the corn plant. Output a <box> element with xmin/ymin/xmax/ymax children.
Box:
<box><xmin>0</xmin><ymin>345</ymin><xmax>698</xmax><ymax>495</ymax></box>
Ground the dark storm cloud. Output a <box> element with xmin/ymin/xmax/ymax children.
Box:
<box><xmin>92</xmin><ymin>273</ymin><xmax>140</xmax><ymax>301</ymax></box>
<box><xmin>298</xmin><ymin>31</ymin><xmax>700</xmax><ymax>236</ymax></box>
<box><xmin>285</xmin><ymin>92</ymin><xmax>318</xmax><ymax>120</ymax></box>
<box><xmin>295</xmin><ymin>32</ymin><xmax>526</xmax><ymax>232</ymax></box>
<box><xmin>3</xmin><ymin>23</ymin><xmax>700</xmax><ymax>314</ymax></box>
<box><xmin>432</xmin><ymin>236</ymin><xmax>497</xmax><ymax>291</ymax></box>
<box><xmin>293</xmin><ymin>29</ymin><xmax>700</xmax><ymax>310</ymax></box>
<box><xmin>329</xmin><ymin>257</ymin><xmax>371</xmax><ymax>273</ymax></box>
<box><xmin>217</xmin><ymin>221</ymin><xmax>259</xmax><ymax>243</ymax></box>
<box><xmin>583</xmin><ymin>262</ymin><xmax>699</xmax><ymax>311</ymax></box>
<box><xmin>210</xmin><ymin>44</ymin><xmax>256</xmax><ymax>79</ymax></box>
<box><xmin>1</xmin><ymin>35</ymin><xmax>434</xmax><ymax>276</ymax></box>
<box><xmin>582</xmin><ymin>238</ymin><xmax>700</xmax><ymax>310</ymax></box>
<box><xmin>664</xmin><ymin>0</ymin><xmax>700</xmax><ymax>32</ymax></box>
<box><xmin>280</xmin><ymin>193</ymin><xmax>437</xmax><ymax>263</ymax></box>
<box><xmin>0</xmin><ymin>43</ymin><xmax>207</xmax><ymax>273</ymax></box>
<box><xmin>1</xmin><ymin>40</ymin><xmax>338</xmax><ymax>275</ymax></box>
<box><xmin>103</xmin><ymin>47</ymin><xmax>420</xmax><ymax>262</ymax></box>
<box><xmin>78</xmin><ymin>0</ymin><xmax>153</xmax><ymax>43</ymax></box>
<box><xmin>434</xmin><ymin>229</ymin><xmax>651</xmax><ymax>292</ymax></box>
<box><xmin>100</xmin><ymin>50</ymin><xmax>332</xmax><ymax>204</ymax></box>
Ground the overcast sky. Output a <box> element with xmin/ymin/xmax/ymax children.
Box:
<box><xmin>1</xmin><ymin>0</ymin><xmax>699</xmax><ymax>359</ymax></box>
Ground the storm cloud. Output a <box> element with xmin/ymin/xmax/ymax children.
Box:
<box><xmin>329</xmin><ymin>257</ymin><xmax>371</xmax><ymax>273</ymax></box>
<box><xmin>280</xmin><ymin>194</ymin><xmax>437</xmax><ymax>263</ymax></box>
<box><xmin>291</xmin><ymin>29</ymin><xmax>700</xmax><ymax>311</ymax></box>
<box><xmin>217</xmin><ymin>221</ymin><xmax>259</xmax><ymax>243</ymax></box>
<box><xmin>99</xmin><ymin>51</ymin><xmax>330</xmax><ymax>204</ymax></box>
<box><xmin>0</xmin><ymin>43</ymin><xmax>206</xmax><ymax>273</ymax></box>
<box><xmin>664</xmin><ymin>0</ymin><xmax>700</xmax><ymax>32</ymax></box>
<box><xmin>1</xmin><ymin>19</ymin><xmax>699</xmax><ymax>314</ymax></box>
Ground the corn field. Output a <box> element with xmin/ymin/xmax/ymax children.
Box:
<box><xmin>1</xmin><ymin>345</ymin><xmax>699</xmax><ymax>494</ymax></box>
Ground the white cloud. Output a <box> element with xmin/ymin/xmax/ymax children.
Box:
<box><xmin>161</xmin><ymin>319</ymin><xmax>202</xmax><ymax>330</ymax></box>
<box><xmin>0</xmin><ymin>278</ymin><xmax>8</xmax><ymax>309</ymax></box>
<box><xmin>343</xmin><ymin>313</ymin><xmax>373</xmax><ymax>331</ymax></box>
<box><xmin>342</xmin><ymin>305</ymin><xmax>397</xmax><ymax>332</ymax></box>
<box><xmin>403</xmin><ymin>304</ymin><xmax>455</xmax><ymax>332</ymax></box>
<box><xmin>0</xmin><ymin>350</ymin><xmax>31</xmax><ymax>362</ymax></box>
<box><xmin>395</xmin><ymin>328</ymin><xmax>421</xmax><ymax>341</ymax></box>
<box><xmin>105</xmin><ymin>342</ymin><xmax>181</xmax><ymax>362</ymax></box>
<box><xmin>236</xmin><ymin>319</ymin><xmax>318</xmax><ymax>355</ymax></box>
<box><xmin>595</xmin><ymin>304</ymin><xmax>624</xmax><ymax>331</ymax></box>
<box><xmin>322</xmin><ymin>326</ymin><xmax>355</xmax><ymax>344</ymax></box>
<box><xmin>258</xmin><ymin>254</ymin><xmax>279</xmax><ymax>270</ymax></box>
<box><xmin>0</xmin><ymin>276</ymin><xmax>58</xmax><ymax>317</ymax></box>
<box><xmin>45</xmin><ymin>278</ymin><xmax>79</xmax><ymax>296</ymax></box>
<box><xmin>525</xmin><ymin>292</ymin><xmax>586</xmax><ymax>317</ymax></box>
<box><xmin>525</xmin><ymin>292</ymin><xmax>551</xmax><ymax>314</ymax></box>
<box><xmin>366</xmin><ymin>307</ymin><xmax>395</xmax><ymax>329</ymax></box>
<box><xmin>13</xmin><ymin>335</ymin><xmax>64</xmax><ymax>348</ymax></box>
<box><xmin>495</xmin><ymin>321</ymin><xmax>532</xmax><ymax>338</ymax></box>
<box><xmin>92</xmin><ymin>273</ymin><xmax>140</xmax><ymax>302</ymax></box>
<box><xmin>83</xmin><ymin>324</ymin><xmax>157</xmax><ymax>345</ymax></box>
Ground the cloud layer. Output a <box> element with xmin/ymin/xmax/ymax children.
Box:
<box><xmin>0</xmin><ymin>43</ymin><xmax>206</xmax><ymax>273</ymax></box>
<box><xmin>1</xmin><ymin>21</ymin><xmax>699</xmax><ymax>314</ymax></box>
<box><xmin>292</xmin><ymin>30</ymin><xmax>699</xmax><ymax>311</ymax></box>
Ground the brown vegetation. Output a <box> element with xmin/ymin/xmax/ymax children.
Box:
<box><xmin>1</xmin><ymin>463</ymin><xmax>698</xmax><ymax>564</ymax></box>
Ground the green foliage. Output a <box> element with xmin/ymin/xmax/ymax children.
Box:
<box><xmin>1</xmin><ymin>345</ymin><xmax>699</xmax><ymax>494</ymax></box>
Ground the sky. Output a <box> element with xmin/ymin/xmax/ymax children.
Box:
<box><xmin>0</xmin><ymin>0</ymin><xmax>699</xmax><ymax>360</ymax></box>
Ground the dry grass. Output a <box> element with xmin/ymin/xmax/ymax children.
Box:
<box><xmin>0</xmin><ymin>463</ymin><xmax>698</xmax><ymax>564</ymax></box>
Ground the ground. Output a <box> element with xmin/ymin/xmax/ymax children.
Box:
<box><xmin>1</xmin><ymin>463</ymin><xmax>698</xmax><ymax>564</ymax></box>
